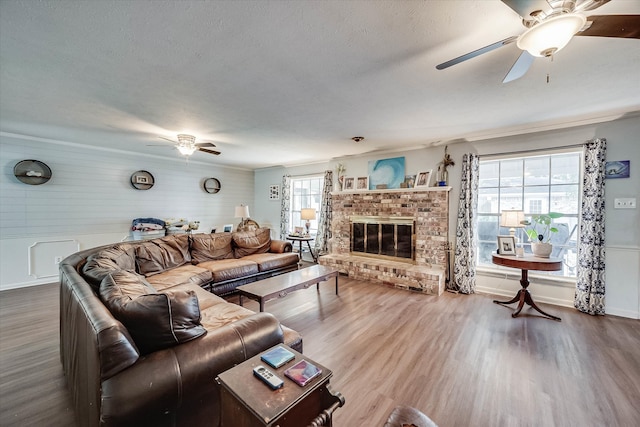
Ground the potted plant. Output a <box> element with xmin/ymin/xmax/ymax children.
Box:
<box><xmin>521</xmin><ymin>212</ymin><xmax>563</xmax><ymax>258</ymax></box>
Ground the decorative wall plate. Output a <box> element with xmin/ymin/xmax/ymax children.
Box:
<box><xmin>14</xmin><ymin>160</ymin><xmax>52</xmax><ymax>185</ymax></box>
<box><xmin>203</xmin><ymin>177</ymin><xmax>221</xmax><ymax>194</ymax></box>
<box><xmin>130</xmin><ymin>170</ymin><xmax>155</xmax><ymax>190</ymax></box>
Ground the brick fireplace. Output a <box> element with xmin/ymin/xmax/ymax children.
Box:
<box><xmin>319</xmin><ymin>187</ymin><xmax>450</xmax><ymax>295</ymax></box>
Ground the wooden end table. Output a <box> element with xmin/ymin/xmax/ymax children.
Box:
<box><xmin>287</xmin><ymin>235</ymin><xmax>317</xmax><ymax>263</ymax></box>
<box><xmin>216</xmin><ymin>345</ymin><xmax>345</xmax><ymax>427</ymax></box>
<box><xmin>491</xmin><ymin>253</ymin><xmax>562</xmax><ymax>321</ymax></box>
<box><xmin>237</xmin><ymin>265</ymin><xmax>339</xmax><ymax>312</ymax></box>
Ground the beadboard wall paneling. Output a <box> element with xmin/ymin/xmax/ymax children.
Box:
<box><xmin>0</xmin><ymin>135</ymin><xmax>255</xmax><ymax>289</ymax></box>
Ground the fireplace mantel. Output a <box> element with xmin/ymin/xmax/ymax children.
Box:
<box><xmin>332</xmin><ymin>186</ymin><xmax>451</xmax><ymax>196</ymax></box>
<box><xmin>320</xmin><ymin>187</ymin><xmax>450</xmax><ymax>295</ymax></box>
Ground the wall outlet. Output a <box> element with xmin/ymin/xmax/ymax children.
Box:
<box><xmin>614</xmin><ymin>198</ymin><xmax>636</xmax><ymax>209</ymax></box>
<box><xmin>54</xmin><ymin>256</ymin><xmax>63</xmax><ymax>265</ymax></box>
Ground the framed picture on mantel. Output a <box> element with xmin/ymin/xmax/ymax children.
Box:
<box><xmin>415</xmin><ymin>170</ymin><xmax>432</xmax><ymax>188</ymax></box>
<box><xmin>343</xmin><ymin>177</ymin><xmax>355</xmax><ymax>190</ymax></box>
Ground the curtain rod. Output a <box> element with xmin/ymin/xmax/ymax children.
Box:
<box><xmin>480</xmin><ymin>142</ymin><xmax>585</xmax><ymax>158</ymax></box>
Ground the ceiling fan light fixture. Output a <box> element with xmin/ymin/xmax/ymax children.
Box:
<box><xmin>517</xmin><ymin>13</ymin><xmax>586</xmax><ymax>57</ymax></box>
<box><xmin>177</xmin><ymin>144</ymin><xmax>197</xmax><ymax>156</ymax></box>
<box><xmin>176</xmin><ymin>134</ymin><xmax>197</xmax><ymax>156</ymax></box>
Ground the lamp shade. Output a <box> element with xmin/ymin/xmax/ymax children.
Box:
<box><xmin>516</xmin><ymin>13</ymin><xmax>586</xmax><ymax>57</ymax></box>
<box><xmin>301</xmin><ymin>208</ymin><xmax>316</xmax><ymax>221</ymax></box>
<box><xmin>234</xmin><ymin>205</ymin><xmax>250</xmax><ymax>218</ymax></box>
<box><xmin>500</xmin><ymin>210</ymin><xmax>525</xmax><ymax>228</ymax></box>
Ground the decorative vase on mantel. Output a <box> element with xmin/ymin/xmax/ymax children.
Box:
<box><xmin>531</xmin><ymin>242</ymin><xmax>553</xmax><ymax>258</ymax></box>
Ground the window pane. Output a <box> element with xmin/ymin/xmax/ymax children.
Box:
<box><xmin>478</xmin><ymin>188</ymin><xmax>499</xmax><ymax>213</ymax></box>
<box><xmin>550</xmin><ymin>184</ymin><xmax>579</xmax><ymax>214</ymax></box>
<box><xmin>551</xmin><ymin>154</ymin><xmax>580</xmax><ymax>184</ymax></box>
<box><xmin>479</xmin><ymin>161</ymin><xmax>499</xmax><ymax>188</ymax></box>
<box><xmin>500</xmin><ymin>159</ymin><xmax>523</xmax><ymax>187</ymax></box>
<box><xmin>499</xmin><ymin>187</ymin><xmax>523</xmax><ymax>211</ymax></box>
<box><xmin>477</xmin><ymin>215</ymin><xmax>499</xmax><ymax>265</ymax></box>
<box><xmin>524</xmin><ymin>186</ymin><xmax>549</xmax><ymax>214</ymax></box>
<box><xmin>524</xmin><ymin>157</ymin><xmax>549</xmax><ymax>186</ymax></box>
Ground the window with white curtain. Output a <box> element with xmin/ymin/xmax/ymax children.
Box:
<box><xmin>289</xmin><ymin>175</ymin><xmax>324</xmax><ymax>234</ymax></box>
<box><xmin>477</xmin><ymin>150</ymin><xmax>582</xmax><ymax>278</ymax></box>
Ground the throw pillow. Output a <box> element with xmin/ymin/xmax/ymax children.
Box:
<box><xmin>232</xmin><ymin>227</ymin><xmax>271</xmax><ymax>258</ymax></box>
<box><xmin>190</xmin><ymin>233</ymin><xmax>234</xmax><ymax>263</ymax></box>
<box><xmin>135</xmin><ymin>235</ymin><xmax>191</xmax><ymax>276</ymax></box>
<box><xmin>100</xmin><ymin>271</ymin><xmax>206</xmax><ymax>354</ymax></box>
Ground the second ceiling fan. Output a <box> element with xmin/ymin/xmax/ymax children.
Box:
<box><xmin>436</xmin><ymin>0</ymin><xmax>640</xmax><ymax>83</ymax></box>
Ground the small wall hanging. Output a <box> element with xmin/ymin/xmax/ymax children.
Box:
<box><xmin>130</xmin><ymin>170</ymin><xmax>155</xmax><ymax>190</ymax></box>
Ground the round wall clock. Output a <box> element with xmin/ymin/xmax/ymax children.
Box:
<box><xmin>130</xmin><ymin>170</ymin><xmax>155</xmax><ymax>190</ymax></box>
<box><xmin>203</xmin><ymin>177</ymin><xmax>221</xmax><ymax>194</ymax></box>
<box><xmin>14</xmin><ymin>160</ymin><xmax>52</xmax><ymax>185</ymax></box>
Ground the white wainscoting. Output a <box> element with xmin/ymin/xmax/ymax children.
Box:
<box><xmin>476</xmin><ymin>245</ymin><xmax>640</xmax><ymax>319</ymax></box>
<box><xmin>0</xmin><ymin>134</ymin><xmax>256</xmax><ymax>290</ymax></box>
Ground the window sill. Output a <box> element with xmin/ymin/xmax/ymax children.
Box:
<box><xmin>477</xmin><ymin>265</ymin><xmax>576</xmax><ymax>288</ymax></box>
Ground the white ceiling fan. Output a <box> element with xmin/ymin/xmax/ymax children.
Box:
<box><xmin>436</xmin><ymin>0</ymin><xmax>640</xmax><ymax>83</ymax></box>
<box><xmin>157</xmin><ymin>134</ymin><xmax>221</xmax><ymax>157</ymax></box>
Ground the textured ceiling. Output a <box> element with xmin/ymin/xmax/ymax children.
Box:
<box><xmin>1</xmin><ymin>0</ymin><xmax>639</xmax><ymax>169</ymax></box>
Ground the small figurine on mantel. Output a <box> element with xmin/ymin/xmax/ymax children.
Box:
<box><xmin>436</xmin><ymin>146</ymin><xmax>455</xmax><ymax>186</ymax></box>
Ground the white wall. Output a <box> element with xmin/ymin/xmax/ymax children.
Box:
<box><xmin>0</xmin><ymin>134</ymin><xmax>254</xmax><ymax>290</ymax></box>
<box><xmin>253</xmin><ymin>116</ymin><xmax>640</xmax><ymax>318</ymax></box>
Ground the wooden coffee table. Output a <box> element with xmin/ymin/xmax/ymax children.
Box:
<box><xmin>237</xmin><ymin>265</ymin><xmax>339</xmax><ymax>312</ymax></box>
<box><xmin>216</xmin><ymin>345</ymin><xmax>344</xmax><ymax>427</ymax></box>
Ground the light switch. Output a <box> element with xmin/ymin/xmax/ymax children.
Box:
<box><xmin>614</xmin><ymin>198</ymin><xmax>637</xmax><ymax>209</ymax></box>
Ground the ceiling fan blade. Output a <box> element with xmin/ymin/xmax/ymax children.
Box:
<box><xmin>198</xmin><ymin>147</ymin><xmax>221</xmax><ymax>156</ymax></box>
<box><xmin>436</xmin><ymin>36</ymin><xmax>518</xmax><ymax>70</ymax></box>
<box><xmin>503</xmin><ymin>51</ymin><xmax>535</xmax><ymax>83</ymax></box>
<box><xmin>574</xmin><ymin>0</ymin><xmax>610</xmax><ymax>13</ymax></box>
<box><xmin>500</xmin><ymin>0</ymin><xmax>552</xmax><ymax>18</ymax></box>
<box><xmin>577</xmin><ymin>15</ymin><xmax>640</xmax><ymax>39</ymax></box>
<box><xmin>158</xmin><ymin>136</ymin><xmax>176</xmax><ymax>143</ymax></box>
<box><xmin>195</xmin><ymin>142</ymin><xmax>217</xmax><ymax>148</ymax></box>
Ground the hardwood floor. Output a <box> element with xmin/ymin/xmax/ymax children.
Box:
<box><xmin>1</xmin><ymin>278</ymin><xmax>639</xmax><ymax>426</ymax></box>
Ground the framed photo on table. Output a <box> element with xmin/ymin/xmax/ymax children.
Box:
<box><xmin>497</xmin><ymin>235</ymin><xmax>516</xmax><ymax>255</ymax></box>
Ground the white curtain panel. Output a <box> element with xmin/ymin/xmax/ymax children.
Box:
<box><xmin>314</xmin><ymin>170</ymin><xmax>333</xmax><ymax>255</ymax></box>
<box><xmin>279</xmin><ymin>175</ymin><xmax>291</xmax><ymax>240</ymax></box>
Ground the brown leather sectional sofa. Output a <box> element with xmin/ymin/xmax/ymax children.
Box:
<box><xmin>59</xmin><ymin>228</ymin><xmax>302</xmax><ymax>426</ymax></box>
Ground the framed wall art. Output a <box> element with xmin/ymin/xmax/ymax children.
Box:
<box><xmin>269</xmin><ymin>184</ymin><xmax>280</xmax><ymax>200</ymax></box>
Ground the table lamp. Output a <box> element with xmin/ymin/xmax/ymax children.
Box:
<box><xmin>500</xmin><ymin>209</ymin><xmax>525</xmax><ymax>256</ymax></box>
<box><xmin>500</xmin><ymin>210</ymin><xmax>525</xmax><ymax>237</ymax></box>
<box><xmin>235</xmin><ymin>205</ymin><xmax>250</xmax><ymax>231</ymax></box>
<box><xmin>300</xmin><ymin>208</ymin><xmax>316</xmax><ymax>235</ymax></box>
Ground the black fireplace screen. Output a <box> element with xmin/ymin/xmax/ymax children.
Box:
<box><xmin>351</xmin><ymin>219</ymin><xmax>414</xmax><ymax>260</ymax></box>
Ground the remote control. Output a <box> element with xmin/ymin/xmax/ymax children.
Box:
<box><xmin>253</xmin><ymin>365</ymin><xmax>284</xmax><ymax>390</ymax></box>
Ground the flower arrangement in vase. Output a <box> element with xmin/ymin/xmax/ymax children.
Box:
<box><xmin>335</xmin><ymin>163</ymin><xmax>346</xmax><ymax>191</ymax></box>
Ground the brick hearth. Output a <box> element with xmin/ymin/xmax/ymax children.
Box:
<box><xmin>319</xmin><ymin>187</ymin><xmax>450</xmax><ymax>295</ymax></box>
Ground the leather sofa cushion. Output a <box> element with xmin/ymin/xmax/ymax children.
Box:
<box><xmin>190</xmin><ymin>233</ymin><xmax>234</xmax><ymax>263</ymax></box>
<box><xmin>82</xmin><ymin>244</ymin><xmax>137</xmax><ymax>290</ymax></box>
<box><xmin>197</xmin><ymin>259</ymin><xmax>259</xmax><ymax>282</ymax></box>
<box><xmin>100</xmin><ymin>270</ymin><xmax>206</xmax><ymax>355</ymax></box>
<box><xmin>135</xmin><ymin>235</ymin><xmax>191</xmax><ymax>276</ymax></box>
<box><xmin>233</xmin><ymin>228</ymin><xmax>271</xmax><ymax>257</ymax></box>
<box><xmin>241</xmin><ymin>253</ymin><xmax>299</xmax><ymax>272</ymax></box>
<box><xmin>145</xmin><ymin>264</ymin><xmax>212</xmax><ymax>291</ymax></box>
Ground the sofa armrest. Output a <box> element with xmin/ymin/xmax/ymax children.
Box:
<box><xmin>270</xmin><ymin>239</ymin><xmax>292</xmax><ymax>253</ymax></box>
<box><xmin>100</xmin><ymin>312</ymin><xmax>284</xmax><ymax>425</ymax></box>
